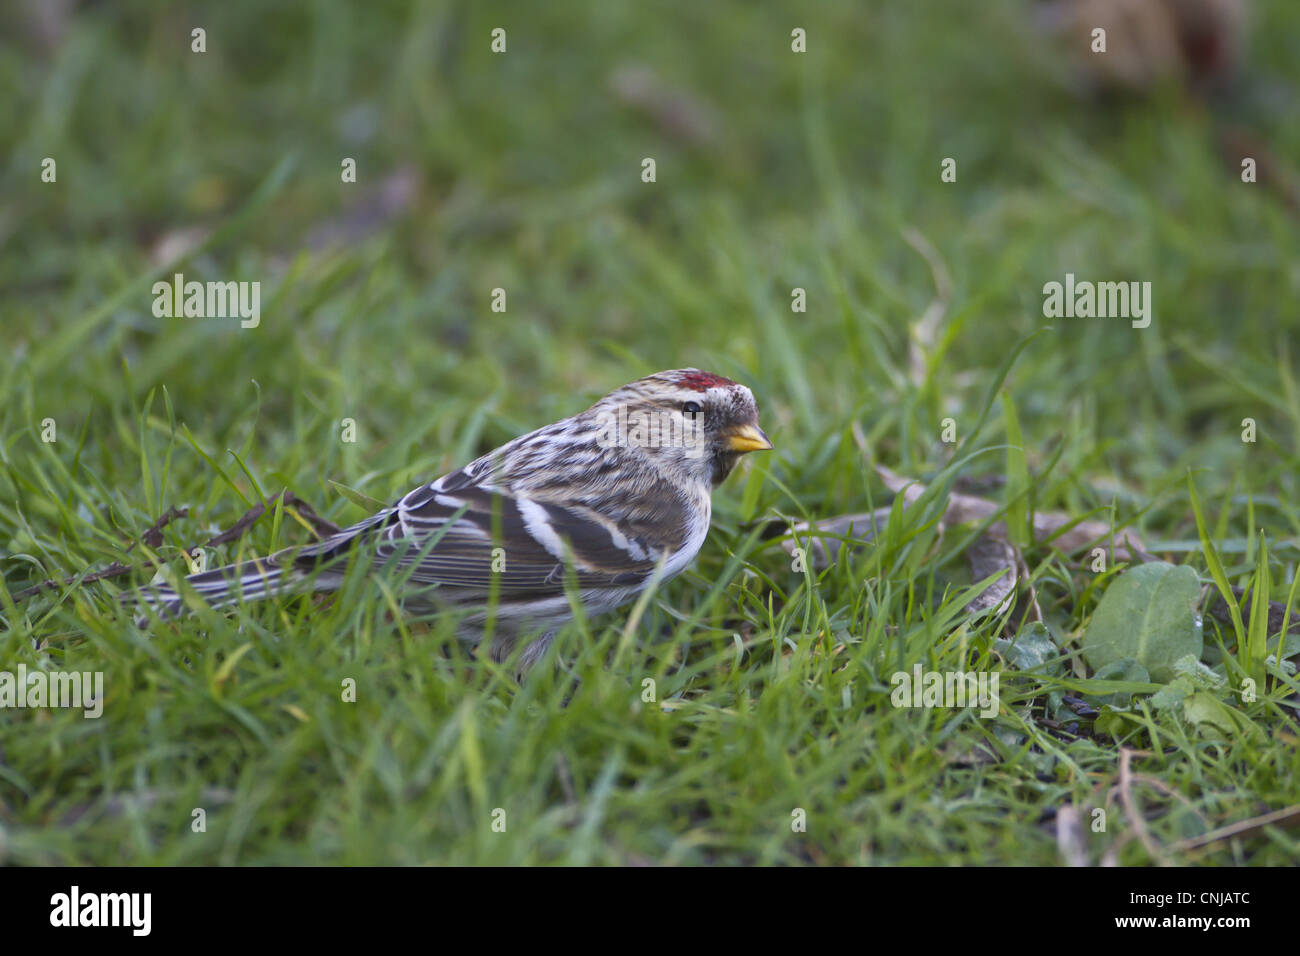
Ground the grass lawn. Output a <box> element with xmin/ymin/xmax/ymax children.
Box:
<box><xmin>1</xmin><ymin>0</ymin><xmax>1298</xmax><ymax>865</ymax></box>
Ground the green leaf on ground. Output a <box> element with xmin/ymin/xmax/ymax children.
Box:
<box><xmin>993</xmin><ymin>621</ymin><xmax>1060</xmax><ymax>673</ymax></box>
<box><xmin>1088</xmin><ymin>659</ymin><xmax>1151</xmax><ymax>710</ymax></box>
<box><xmin>1082</xmin><ymin>561</ymin><xmax>1203</xmax><ymax>682</ymax></box>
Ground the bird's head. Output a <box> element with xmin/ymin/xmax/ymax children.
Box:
<box><xmin>586</xmin><ymin>369</ymin><xmax>773</xmax><ymax>487</ymax></box>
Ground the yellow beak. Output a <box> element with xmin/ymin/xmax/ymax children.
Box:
<box><xmin>725</xmin><ymin>423</ymin><xmax>774</xmax><ymax>454</ymax></box>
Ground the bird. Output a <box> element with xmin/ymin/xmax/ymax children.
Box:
<box><xmin>130</xmin><ymin>369</ymin><xmax>773</xmax><ymax>672</ymax></box>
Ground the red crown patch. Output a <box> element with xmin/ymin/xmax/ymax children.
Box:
<box><xmin>675</xmin><ymin>370</ymin><xmax>736</xmax><ymax>392</ymax></box>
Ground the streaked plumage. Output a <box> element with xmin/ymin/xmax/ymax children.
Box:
<box><xmin>130</xmin><ymin>369</ymin><xmax>773</xmax><ymax>671</ymax></box>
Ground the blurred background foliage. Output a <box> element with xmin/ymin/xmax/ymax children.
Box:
<box><xmin>3</xmin><ymin>2</ymin><xmax>1297</xmax><ymax>509</ymax></box>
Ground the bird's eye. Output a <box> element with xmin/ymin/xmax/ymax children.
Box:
<box><xmin>682</xmin><ymin>401</ymin><xmax>702</xmax><ymax>416</ymax></box>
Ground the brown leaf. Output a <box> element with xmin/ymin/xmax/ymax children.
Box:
<box><xmin>610</xmin><ymin>65</ymin><xmax>722</xmax><ymax>147</ymax></box>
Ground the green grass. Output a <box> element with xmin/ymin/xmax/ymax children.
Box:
<box><xmin>1</xmin><ymin>0</ymin><xmax>1298</xmax><ymax>865</ymax></box>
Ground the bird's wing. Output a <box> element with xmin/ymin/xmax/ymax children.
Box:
<box><xmin>296</xmin><ymin>465</ymin><xmax>662</xmax><ymax>595</ymax></box>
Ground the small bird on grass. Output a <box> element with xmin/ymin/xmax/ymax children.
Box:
<box><xmin>131</xmin><ymin>369</ymin><xmax>773</xmax><ymax>672</ymax></box>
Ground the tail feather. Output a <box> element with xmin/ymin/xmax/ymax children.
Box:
<box><xmin>128</xmin><ymin>558</ymin><xmax>306</xmax><ymax>625</ymax></box>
